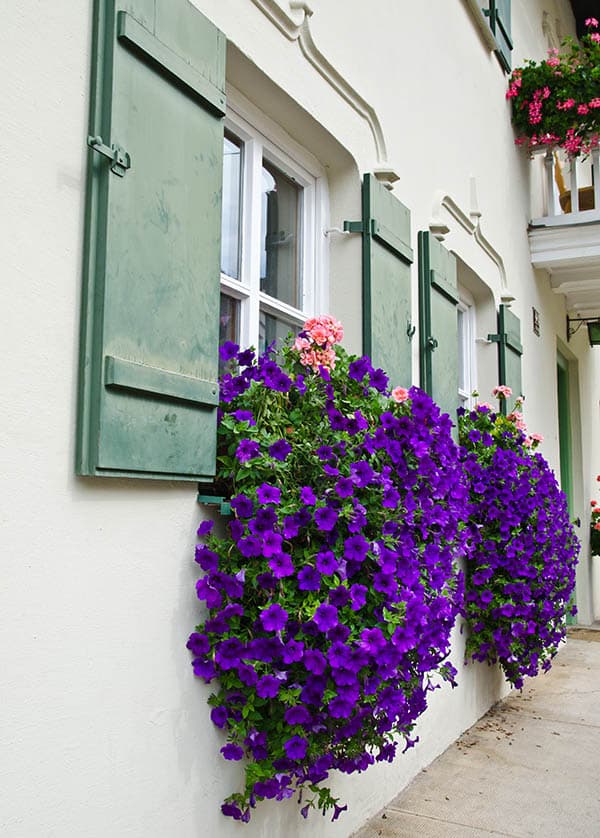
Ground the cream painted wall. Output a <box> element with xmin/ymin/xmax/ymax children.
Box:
<box><xmin>1</xmin><ymin>1</ymin><xmax>598</xmax><ymax>836</ymax></box>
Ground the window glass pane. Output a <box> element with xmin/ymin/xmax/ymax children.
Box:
<box><xmin>259</xmin><ymin>310</ymin><xmax>300</xmax><ymax>354</ymax></box>
<box><xmin>457</xmin><ymin>307</ymin><xmax>466</xmax><ymax>393</ymax></box>
<box><xmin>219</xmin><ymin>293</ymin><xmax>240</xmax><ymax>356</ymax></box>
<box><xmin>221</xmin><ymin>133</ymin><xmax>242</xmax><ymax>280</ymax></box>
<box><xmin>260</xmin><ymin>160</ymin><xmax>302</xmax><ymax>309</ymax></box>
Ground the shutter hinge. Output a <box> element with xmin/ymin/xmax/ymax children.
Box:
<box><xmin>487</xmin><ymin>332</ymin><xmax>505</xmax><ymax>344</ymax></box>
<box><xmin>427</xmin><ymin>336</ymin><xmax>438</xmax><ymax>350</ymax></box>
<box><xmin>87</xmin><ymin>135</ymin><xmax>131</xmax><ymax>177</ymax></box>
<box><xmin>342</xmin><ymin>221</ymin><xmax>364</xmax><ymax>234</ymax></box>
<box><xmin>197</xmin><ymin>494</ymin><xmax>231</xmax><ymax>516</ymax></box>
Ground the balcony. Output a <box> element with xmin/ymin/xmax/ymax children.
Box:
<box><xmin>528</xmin><ymin>149</ymin><xmax>600</xmax><ymax>320</ymax></box>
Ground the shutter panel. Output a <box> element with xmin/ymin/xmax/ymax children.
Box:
<box><xmin>483</xmin><ymin>0</ymin><xmax>512</xmax><ymax>72</ymax></box>
<box><xmin>77</xmin><ymin>0</ymin><xmax>225</xmax><ymax>481</ymax></box>
<box><xmin>353</xmin><ymin>173</ymin><xmax>413</xmax><ymax>387</ymax></box>
<box><xmin>493</xmin><ymin>304</ymin><xmax>523</xmax><ymax>416</ymax></box>
<box><xmin>418</xmin><ymin>231</ymin><xmax>459</xmax><ymax>427</ymax></box>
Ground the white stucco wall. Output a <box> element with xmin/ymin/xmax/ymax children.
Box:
<box><xmin>2</xmin><ymin>1</ymin><xmax>598</xmax><ymax>836</ymax></box>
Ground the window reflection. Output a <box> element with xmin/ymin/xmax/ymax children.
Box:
<box><xmin>221</xmin><ymin>134</ymin><xmax>242</xmax><ymax>280</ymax></box>
<box><xmin>219</xmin><ymin>293</ymin><xmax>240</xmax><ymax>372</ymax></box>
<box><xmin>260</xmin><ymin>160</ymin><xmax>302</xmax><ymax>309</ymax></box>
<box><xmin>259</xmin><ymin>311</ymin><xmax>300</xmax><ymax>355</ymax></box>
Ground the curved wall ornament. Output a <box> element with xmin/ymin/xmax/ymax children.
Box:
<box><xmin>430</xmin><ymin>179</ymin><xmax>513</xmax><ymax>301</ymax></box>
<box><xmin>250</xmin><ymin>0</ymin><xmax>397</xmax><ymax>184</ymax></box>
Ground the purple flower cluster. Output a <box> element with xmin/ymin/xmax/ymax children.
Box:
<box><xmin>459</xmin><ymin>405</ymin><xmax>579</xmax><ymax>688</ymax></box>
<box><xmin>190</xmin><ymin>337</ymin><xmax>469</xmax><ymax>823</ymax></box>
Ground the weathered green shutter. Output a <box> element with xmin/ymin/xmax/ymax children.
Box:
<box><xmin>418</xmin><ymin>231</ymin><xmax>459</xmax><ymax>427</ymax></box>
<box><xmin>77</xmin><ymin>0</ymin><xmax>225</xmax><ymax>481</ymax></box>
<box><xmin>490</xmin><ymin>304</ymin><xmax>523</xmax><ymax>415</ymax></box>
<box><xmin>347</xmin><ymin>174</ymin><xmax>413</xmax><ymax>387</ymax></box>
<box><xmin>483</xmin><ymin>0</ymin><xmax>513</xmax><ymax>72</ymax></box>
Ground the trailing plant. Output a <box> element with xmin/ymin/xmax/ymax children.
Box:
<box><xmin>507</xmin><ymin>17</ymin><xmax>600</xmax><ymax>156</ymax></box>
<box><xmin>591</xmin><ymin>474</ymin><xmax>600</xmax><ymax>557</ymax></box>
<box><xmin>188</xmin><ymin>317</ymin><xmax>469</xmax><ymax>823</ymax></box>
<box><xmin>459</xmin><ymin>389</ymin><xmax>579</xmax><ymax>689</ymax></box>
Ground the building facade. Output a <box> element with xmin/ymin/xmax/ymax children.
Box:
<box><xmin>2</xmin><ymin>1</ymin><xmax>599</xmax><ymax>835</ymax></box>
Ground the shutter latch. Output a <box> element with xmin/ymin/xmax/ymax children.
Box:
<box><xmin>87</xmin><ymin>135</ymin><xmax>131</xmax><ymax>177</ymax></box>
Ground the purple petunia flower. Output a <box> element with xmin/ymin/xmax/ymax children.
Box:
<box><xmin>314</xmin><ymin>506</ymin><xmax>338</xmax><ymax>532</ymax></box>
<box><xmin>230</xmin><ymin>493</ymin><xmax>254</xmax><ymax>518</ymax></box>
<box><xmin>313</xmin><ymin>603</ymin><xmax>338</xmax><ymax>632</ymax></box>
<box><xmin>260</xmin><ymin>603</ymin><xmax>289</xmax><ymax>632</ymax></box>
<box><xmin>269</xmin><ymin>553</ymin><xmax>294</xmax><ymax>578</ymax></box>
<box><xmin>235</xmin><ymin>438</ymin><xmax>260</xmax><ymax>463</ymax></box>
<box><xmin>316</xmin><ymin>549</ymin><xmax>339</xmax><ymax>575</ymax></box>
<box><xmin>221</xmin><ymin>743</ymin><xmax>244</xmax><ymax>761</ymax></box>
<box><xmin>237</xmin><ymin>348</ymin><xmax>255</xmax><ymax>367</ymax></box>
<box><xmin>348</xmin><ymin>356</ymin><xmax>372</xmax><ymax>381</ymax></box>
<box><xmin>194</xmin><ymin>545</ymin><xmax>219</xmax><ymax>571</ymax></box>
<box><xmin>303</xmin><ymin>649</ymin><xmax>327</xmax><ymax>674</ymax></box>
<box><xmin>186</xmin><ymin>632</ymin><xmax>209</xmax><ymax>656</ymax></box>
<box><xmin>369</xmin><ymin>367</ymin><xmax>389</xmax><ymax>392</ymax></box>
<box><xmin>238</xmin><ymin>536</ymin><xmax>262</xmax><ymax>558</ymax></box>
<box><xmin>261</xmin><ymin>531</ymin><xmax>283</xmax><ymax>557</ymax></box>
<box><xmin>300</xmin><ymin>486</ymin><xmax>316</xmax><ymax>505</ymax></box>
<box><xmin>344</xmin><ymin>534</ymin><xmax>370</xmax><ymax>563</ymax></box>
<box><xmin>192</xmin><ymin>657</ymin><xmax>216</xmax><ymax>681</ymax></box>
<box><xmin>196</xmin><ymin>520</ymin><xmax>214</xmax><ymax>537</ymax></box>
<box><xmin>282</xmin><ymin>515</ymin><xmax>300</xmax><ymax>538</ymax></box>
<box><xmin>359</xmin><ymin>627</ymin><xmax>387</xmax><ymax>655</ymax></box>
<box><xmin>269</xmin><ymin>439</ymin><xmax>292</xmax><ymax>461</ymax></box>
<box><xmin>232</xmin><ymin>409</ymin><xmax>255</xmax><ymax>424</ymax></box>
<box><xmin>297</xmin><ymin>565</ymin><xmax>321</xmax><ymax>591</ymax></box>
<box><xmin>219</xmin><ymin>341</ymin><xmax>239</xmax><ymax>361</ymax></box>
<box><xmin>335</xmin><ymin>477</ymin><xmax>354</xmax><ymax>498</ymax></box>
<box><xmin>316</xmin><ymin>445</ymin><xmax>334</xmax><ymax>461</ymax></box>
<box><xmin>282</xmin><ymin>639</ymin><xmax>304</xmax><ymax>663</ymax></box>
<box><xmin>284</xmin><ymin>735</ymin><xmax>308</xmax><ymax>760</ymax></box>
<box><xmin>284</xmin><ymin>705</ymin><xmax>311</xmax><ymax>726</ymax></box>
<box><xmin>221</xmin><ymin>802</ymin><xmax>243</xmax><ymax>820</ymax></box>
<box><xmin>328</xmin><ymin>586</ymin><xmax>350</xmax><ymax>608</ymax></box>
<box><xmin>256</xmin><ymin>483</ymin><xmax>281</xmax><ymax>505</ymax></box>
<box><xmin>256</xmin><ymin>675</ymin><xmax>281</xmax><ymax>698</ymax></box>
<box><xmin>210</xmin><ymin>706</ymin><xmax>228</xmax><ymax>728</ymax></box>
<box><xmin>349</xmin><ymin>584</ymin><xmax>368</xmax><ymax>610</ymax></box>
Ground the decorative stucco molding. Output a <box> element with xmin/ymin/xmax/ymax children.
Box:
<box><xmin>250</xmin><ymin>0</ymin><xmax>394</xmax><ymax>177</ymax></box>
<box><xmin>430</xmin><ymin>178</ymin><xmax>511</xmax><ymax>300</ymax></box>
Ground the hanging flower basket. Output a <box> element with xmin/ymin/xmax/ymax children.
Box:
<box><xmin>507</xmin><ymin>17</ymin><xmax>600</xmax><ymax>156</ymax></box>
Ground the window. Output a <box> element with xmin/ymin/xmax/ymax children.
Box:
<box><xmin>457</xmin><ymin>289</ymin><xmax>477</xmax><ymax>409</ymax></box>
<box><xmin>219</xmin><ymin>97</ymin><xmax>327</xmax><ymax>355</ymax></box>
<box><xmin>482</xmin><ymin>0</ymin><xmax>513</xmax><ymax>72</ymax></box>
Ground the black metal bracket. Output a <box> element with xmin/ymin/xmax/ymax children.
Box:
<box><xmin>566</xmin><ymin>315</ymin><xmax>600</xmax><ymax>342</ymax></box>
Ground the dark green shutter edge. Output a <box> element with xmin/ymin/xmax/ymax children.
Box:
<box><xmin>418</xmin><ymin>231</ymin><xmax>459</xmax><ymax>434</ymax></box>
<box><xmin>353</xmin><ymin>174</ymin><xmax>414</xmax><ymax>388</ymax></box>
<box><xmin>77</xmin><ymin>0</ymin><xmax>226</xmax><ymax>481</ymax></box>
<box><xmin>489</xmin><ymin>304</ymin><xmax>523</xmax><ymax>415</ymax></box>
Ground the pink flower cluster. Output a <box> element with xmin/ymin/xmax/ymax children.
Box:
<box><xmin>294</xmin><ymin>315</ymin><xmax>344</xmax><ymax>371</ymax></box>
<box><xmin>492</xmin><ymin>385</ymin><xmax>513</xmax><ymax>399</ymax></box>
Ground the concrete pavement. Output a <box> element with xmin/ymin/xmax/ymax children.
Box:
<box><xmin>353</xmin><ymin>631</ymin><xmax>600</xmax><ymax>838</ymax></box>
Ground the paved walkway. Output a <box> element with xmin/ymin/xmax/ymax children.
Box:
<box><xmin>354</xmin><ymin>631</ymin><xmax>600</xmax><ymax>838</ymax></box>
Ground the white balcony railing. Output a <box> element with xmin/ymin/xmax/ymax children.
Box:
<box><xmin>531</xmin><ymin>148</ymin><xmax>600</xmax><ymax>227</ymax></box>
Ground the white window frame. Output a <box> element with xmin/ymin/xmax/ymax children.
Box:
<box><xmin>220</xmin><ymin>86</ymin><xmax>329</xmax><ymax>352</ymax></box>
<box><xmin>457</xmin><ymin>288</ymin><xmax>477</xmax><ymax>409</ymax></box>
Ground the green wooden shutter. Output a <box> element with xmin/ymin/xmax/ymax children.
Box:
<box><xmin>77</xmin><ymin>0</ymin><xmax>226</xmax><ymax>481</ymax></box>
<box><xmin>490</xmin><ymin>304</ymin><xmax>523</xmax><ymax>415</ymax></box>
<box><xmin>418</xmin><ymin>231</ymin><xmax>459</xmax><ymax>426</ymax></box>
<box><xmin>483</xmin><ymin>0</ymin><xmax>513</xmax><ymax>72</ymax></box>
<box><xmin>347</xmin><ymin>174</ymin><xmax>413</xmax><ymax>387</ymax></box>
